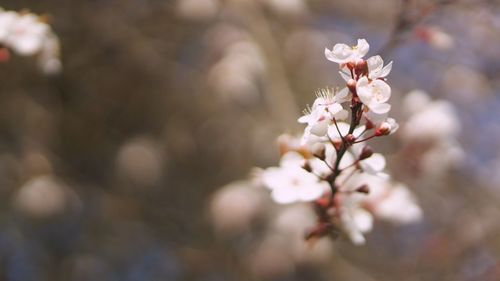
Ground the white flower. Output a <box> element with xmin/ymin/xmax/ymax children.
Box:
<box><xmin>360</xmin><ymin>153</ymin><xmax>387</xmax><ymax>175</ymax></box>
<box><xmin>375</xmin><ymin>117</ymin><xmax>399</xmax><ymax>136</ymax></box>
<box><xmin>298</xmin><ymin>88</ymin><xmax>349</xmax><ymax>145</ymax></box>
<box><xmin>356</xmin><ymin>76</ymin><xmax>391</xmax><ymax>114</ymax></box>
<box><xmin>4</xmin><ymin>13</ymin><xmax>49</xmax><ymax>55</ymax></box>
<box><xmin>324</xmin><ymin>39</ymin><xmax>369</xmax><ymax>64</ymax></box>
<box><xmin>366</xmin><ymin>55</ymin><xmax>393</xmax><ymax>80</ymax></box>
<box><xmin>338</xmin><ymin>193</ymin><xmax>373</xmax><ymax>245</ymax></box>
<box><xmin>373</xmin><ymin>183</ymin><xmax>423</xmax><ymax>224</ymax></box>
<box><xmin>261</xmin><ymin>152</ymin><xmax>329</xmax><ymax>204</ymax></box>
<box><xmin>0</xmin><ymin>10</ymin><xmax>17</xmax><ymax>41</ymax></box>
<box><xmin>342</xmin><ymin>174</ymin><xmax>422</xmax><ymax>225</ymax></box>
<box><xmin>401</xmin><ymin>98</ymin><xmax>459</xmax><ymax>141</ymax></box>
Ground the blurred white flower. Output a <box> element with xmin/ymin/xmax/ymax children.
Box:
<box><xmin>261</xmin><ymin>153</ymin><xmax>329</xmax><ymax>204</ymax></box>
<box><xmin>343</xmin><ymin>174</ymin><xmax>422</xmax><ymax>225</ymax></box>
<box><xmin>402</xmin><ymin>94</ymin><xmax>460</xmax><ymax>142</ymax></box>
<box><xmin>372</xmin><ymin>183</ymin><xmax>423</xmax><ymax>224</ymax></box>
<box><xmin>176</xmin><ymin>0</ymin><xmax>220</xmax><ymax>22</ymax></box>
<box><xmin>324</xmin><ymin>39</ymin><xmax>369</xmax><ymax>64</ymax></box>
<box><xmin>339</xmin><ymin>193</ymin><xmax>373</xmax><ymax>245</ymax></box>
<box><xmin>38</xmin><ymin>34</ymin><xmax>61</xmax><ymax>74</ymax></box>
<box><xmin>14</xmin><ymin>175</ymin><xmax>80</xmax><ymax>218</ymax></box>
<box><xmin>415</xmin><ymin>26</ymin><xmax>454</xmax><ymax>51</ymax></box>
<box><xmin>402</xmin><ymin>90</ymin><xmax>432</xmax><ymax>115</ymax></box>
<box><xmin>0</xmin><ymin>10</ymin><xmax>17</xmax><ymax>40</ymax></box>
<box><xmin>0</xmin><ymin>8</ymin><xmax>62</xmax><ymax>74</ymax></box>
<box><xmin>3</xmin><ymin>13</ymin><xmax>49</xmax><ymax>55</ymax></box>
<box><xmin>420</xmin><ymin>140</ymin><xmax>465</xmax><ymax>177</ymax></box>
<box><xmin>356</xmin><ymin>76</ymin><xmax>391</xmax><ymax>115</ymax></box>
<box><xmin>210</xmin><ymin>181</ymin><xmax>266</xmax><ymax>235</ymax></box>
<box><xmin>264</xmin><ymin>0</ymin><xmax>308</xmax><ymax>18</ymax></box>
<box><xmin>360</xmin><ymin>154</ymin><xmax>386</xmax><ymax>176</ymax></box>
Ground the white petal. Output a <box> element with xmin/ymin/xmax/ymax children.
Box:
<box><xmin>352</xmin><ymin>208</ymin><xmax>374</xmax><ymax>233</ymax></box>
<box><xmin>379</xmin><ymin>61</ymin><xmax>393</xmax><ymax>78</ymax></box>
<box><xmin>325</xmin><ymin>44</ymin><xmax>351</xmax><ymax>64</ymax></box>
<box><xmin>367</xmin><ymin>55</ymin><xmax>383</xmax><ymax>73</ymax></box>
<box><xmin>371</xmin><ymin>79</ymin><xmax>391</xmax><ymax>103</ymax></box>
<box><xmin>310</xmin><ymin>120</ymin><xmax>329</xmax><ymax>136</ymax></box>
<box><xmin>339</xmin><ymin>70</ymin><xmax>351</xmax><ymax>82</ymax></box>
<box><xmin>298</xmin><ymin>182</ymin><xmax>328</xmax><ymax>202</ymax></box>
<box><xmin>336</xmin><ymin>87</ymin><xmax>351</xmax><ymax>103</ymax></box>
<box><xmin>356</xmin><ymin>39</ymin><xmax>369</xmax><ymax>57</ymax></box>
<box><xmin>327</xmin><ymin>103</ymin><xmax>343</xmax><ymax>114</ymax></box>
<box><xmin>361</xmin><ymin>153</ymin><xmax>386</xmax><ymax>173</ymax></box>
<box><xmin>356</xmin><ymin>77</ymin><xmax>372</xmax><ymax>105</ymax></box>
<box><xmin>327</xmin><ymin>122</ymin><xmax>350</xmax><ymax>139</ymax></box>
<box><xmin>271</xmin><ymin>186</ymin><xmax>299</xmax><ymax>204</ymax></box>
<box><xmin>370</xmin><ymin>103</ymin><xmax>391</xmax><ymax>114</ymax></box>
<box><xmin>297</xmin><ymin>114</ymin><xmax>310</xmax><ymax>123</ymax></box>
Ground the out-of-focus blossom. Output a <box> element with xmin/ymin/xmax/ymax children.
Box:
<box><xmin>210</xmin><ymin>180</ymin><xmax>267</xmax><ymax>235</ymax></box>
<box><xmin>271</xmin><ymin>205</ymin><xmax>333</xmax><ymax>263</ymax></box>
<box><xmin>373</xmin><ymin>183</ymin><xmax>423</xmax><ymax>224</ymax></box>
<box><xmin>0</xmin><ymin>7</ymin><xmax>62</xmax><ymax>74</ymax></box>
<box><xmin>401</xmin><ymin>90</ymin><xmax>460</xmax><ymax>142</ymax></box>
<box><xmin>263</xmin><ymin>0</ymin><xmax>308</xmax><ymax>18</ymax></box>
<box><xmin>176</xmin><ymin>0</ymin><xmax>220</xmax><ymax>22</ymax></box>
<box><xmin>339</xmin><ymin>194</ymin><xmax>374</xmax><ymax>245</ymax></box>
<box><xmin>415</xmin><ymin>26</ymin><xmax>454</xmax><ymax>50</ymax></box>
<box><xmin>261</xmin><ymin>152</ymin><xmax>329</xmax><ymax>204</ymax></box>
<box><xmin>115</xmin><ymin>137</ymin><xmax>164</xmax><ymax>190</ymax></box>
<box><xmin>3</xmin><ymin>13</ymin><xmax>49</xmax><ymax>55</ymax></box>
<box><xmin>324</xmin><ymin>39</ymin><xmax>369</xmax><ymax>64</ymax></box>
<box><xmin>14</xmin><ymin>175</ymin><xmax>80</xmax><ymax>218</ymax></box>
<box><xmin>420</xmin><ymin>140</ymin><xmax>465</xmax><ymax>177</ymax></box>
<box><xmin>207</xmin><ymin>39</ymin><xmax>266</xmax><ymax>105</ymax></box>
<box><xmin>344</xmin><ymin>174</ymin><xmax>422</xmax><ymax>225</ymax></box>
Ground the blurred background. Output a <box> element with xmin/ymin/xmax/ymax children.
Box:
<box><xmin>0</xmin><ymin>0</ymin><xmax>499</xmax><ymax>280</ymax></box>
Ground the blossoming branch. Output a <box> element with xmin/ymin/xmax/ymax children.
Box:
<box><xmin>260</xmin><ymin>39</ymin><xmax>421</xmax><ymax>245</ymax></box>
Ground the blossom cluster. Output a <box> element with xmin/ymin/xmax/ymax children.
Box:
<box><xmin>0</xmin><ymin>7</ymin><xmax>61</xmax><ymax>74</ymax></box>
<box><xmin>259</xmin><ymin>39</ymin><xmax>421</xmax><ymax>245</ymax></box>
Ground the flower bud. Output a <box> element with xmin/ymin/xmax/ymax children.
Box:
<box><xmin>344</xmin><ymin>134</ymin><xmax>356</xmax><ymax>144</ymax></box>
<box><xmin>347</xmin><ymin>79</ymin><xmax>357</xmax><ymax>94</ymax></box>
<box><xmin>354</xmin><ymin>59</ymin><xmax>368</xmax><ymax>77</ymax></box>
<box><xmin>331</xmin><ymin>138</ymin><xmax>343</xmax><ymax>151</ymax></box>
<box><xmin>359</xmin><ymin>146</ymin><xmax>373</xmax><ymax>160</ymax></box>
<box><xmin>301</xmin><ymin>160</ymin><xmax>312</xmax><ymax>172</ymax></box>
<box><xmin>375</xmin><ymin>122</ymin><xmax>392</xmax><ymax>136</ymax></box>
<box><xmin>355</xmin><ymin>184</ymin><xmax>370</xmax><ymax>194</ymax></box>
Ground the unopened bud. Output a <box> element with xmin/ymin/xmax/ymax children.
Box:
<box><xmin>354</xmin><ymin>59</ymin><xmax>368</xmax><ymax>77</ymax></box>
<box><xmin>311</xmin><ymin>143</ymin><xmax>326</xmax><ymax>160</ymax></box>
<box><xmin>344</xmin><ymin>134</ymin><xmax>356</xmax><ymax>144</ymax></box>
<box><xmin>331</xmin><ymin>138</ymin><xmax>343</xmax><ymax>150</ymax></box>
<box><xmin>375</xmin><ymin>122</ymin><xmax>392</xmax><ymax>136</ymax></box>
<box><xmin>302</xmin><ymin>160</ymin><xmax>312</xmax><ymax>172</ymax></box>
<box><xmin>356</xmin><ymin>184</ymin><xmax>370</xmax><ymax>194</ymax></box>
<box><xmin>359</xmin><ymin>146</ymin><xmax>373</xmax><ymax>160</ymax></box>
<box><xmin>365</xmin><ymin>119</ymin><xmax>375</xmax><ymax>130</ymax></box>
<box><xmin>347</xmin><ymin>79</ymin><xmax>357</xmax><ymax>94</ymax></box>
